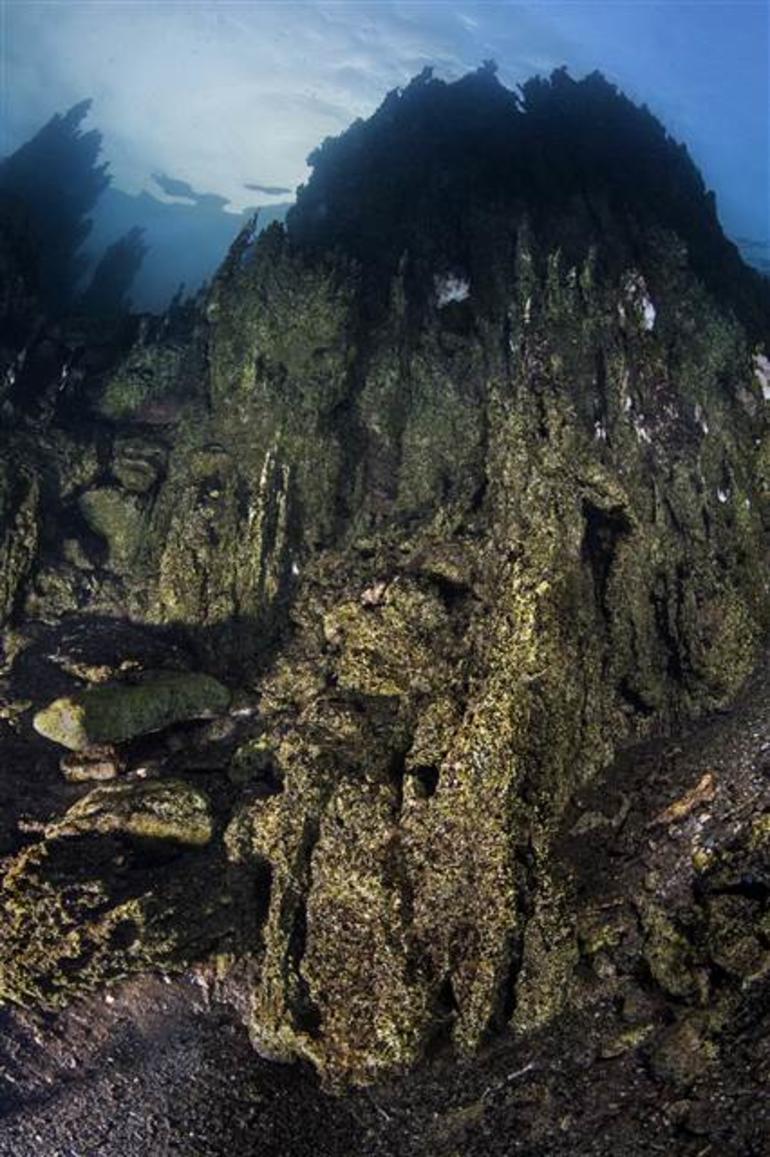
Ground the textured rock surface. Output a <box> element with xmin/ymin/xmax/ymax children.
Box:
<box><xmin>51</xmin><ymin>778</ymin><xmax>214</xmax><ymax>845</ymax></box>
<box><xmin>0</xmin><ymin>68</ymin><xmax>769</xmax><ymax>1092</ymax></box>
<box><xmin>33</xmin><ymin>671</ymin><xmax>231</xmax><ymax>749</ymax></box>
<box><xmin>3</xmin><ymin>645</ymin><xmax>770</xmax><ymax>1154</ymax></box>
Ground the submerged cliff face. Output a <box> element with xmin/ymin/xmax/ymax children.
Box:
<box><xmin>1</xmin><ymin>68</ymin><xmax>769</xmax><ymax>1086</ymax></box>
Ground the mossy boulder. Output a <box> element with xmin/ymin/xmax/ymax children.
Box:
<box><xmin>112</xmin><ymin>434</ymin><xmax>167</xmax><ymax>494</ymax></box>
<box><xmin>78</xmin><ymin>487</ymin><xmax>145</xmax><ymax>571</ymax></box>
<box><xmin>52</xmin><ymin>778</ymin><xmax>214</xmax><ymax>846</ymax></box>
<box><xmin>33</xmin><ymin>671</ymin><xmax>230</xmax><ymax>750</ymax></box>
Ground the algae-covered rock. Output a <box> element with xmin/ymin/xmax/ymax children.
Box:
<box><xmin>0</xmin><ymin>826</ymin><xmax>241</xmax><ymax>1009</ymax></box>
<box><xmin>33</xmin><ymin>671</ymin><xmax>231</xmax><ymax>750</ymax></box>
<box><xmin>96</xmin><ymin>339</ymin><xmax>190</xmax><ymax>422</ymax></box>
<box><xmin>52</xmin><ymin>778</ymin><xmax>214</xmax><ymax>846</ymax></box>
<box><xmin>112</xmin><ymin>434</ymin><xmax>167</xmax><ymax>494</ymax></box>
<box><xmin>2</xmin><ymin>67</ymin><xmax>770</xmax><ymax>1087</ymax></box>
<box><xmin>648</xmin><ymin>1015</ymin><xmax>719</xmax><ymax>1088</ymax></box>
<box><xmin>60</xmin><ymin>746</ymin><xmax>122</xmax><ymax>783</ymax></box>
<box><xmin>640</xmin><ymin>902</ymin><xmax>705</xmax><ymax>1001</ymax></box>
<box><xmin>78</xmin><ymin>487</ymin><xmax>145</xmax><ymax>571</ymax></box>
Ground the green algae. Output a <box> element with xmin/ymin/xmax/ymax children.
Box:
<box><xmin>52</xmin><ymin>778</ymin><xmax>214</xmax><ymax>846</ymax></box>
<box><xmin>0</xmin><ymin>199</ymin><xmax>769</xmax><ymax>1086</ymax></box>
<box><xmin>33</xmin><ymin>672</ymin><xmax>230</xmax><ymax>750</ymax></box>
<box><xmin>0</xmin><ymin>830</ymin><xmax>238</xmax><ymax>1010</ymax></box>
<box><xmin>78</xmin><ymin>487</ymin><xmax>145</xmax><ymax>572</ymax></box>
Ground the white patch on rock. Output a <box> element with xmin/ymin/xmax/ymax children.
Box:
<box><xmin>434</xmin><ymin>273</ymin><xmax>470</xmax><ymax>307</ymax></box>
<box><xmin>694</xmin><ymin>403</ymin><xmax>709</xmax><ymax>434</ymax></box>
<box><xmin>291</xmin><ymin>561</ymin><xmax>300</xmax><ymax>577</ymax></box>
<box><xmin>622</xmin><ymin>270</ymin><xmax>656</xmax><ymax>331</ymax></box>
<box><xmin>717</xmin><ymin>488</ymin><xmax>729</xmax><ymax>504</ymax></box>
<box><xmin>754</xmin><ymin>352</ymin><xmax>770</xmax><ymax>400</ymax></box>
<box><xmin>593</xmin><ymin>419</ymin><xmax>607</xmax><ymax>442</ymax></box>
<box><xmin>361</xmin><ymin>580</ymin><xmax>388</xmax><ymax>607</ymax></box>
<box><xmin>524</xmin><ymin>296</ymin><xmax>532</xmax><ymax>325</ymax></box>
<box><xmin>634</xmin><ymin>417</ymin><xmax>652</xmax><ymax>444</ymax></box>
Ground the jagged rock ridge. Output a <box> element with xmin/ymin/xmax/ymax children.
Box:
<box><xmin>0</xmin><ymin>68</ymin><xmax>769</xmax><ymax>1088</ymax></box>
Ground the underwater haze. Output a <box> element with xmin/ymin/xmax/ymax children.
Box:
<box><xmin>1</xmin><ymin>0</ymin><xmax>768</xmax><ymax>310</ymax></box>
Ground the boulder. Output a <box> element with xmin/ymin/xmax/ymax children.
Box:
<box><xmin>33</xmin><ymin>671</ymin><xmax>230</xmax><ymax>750</ymax></box>
<box><xmin>78</xmin><ymin>487</ymin><xmax>144</xmax><ymax>571</ymax></box>
<box><xmin>52</xmin><ymin>778</ymin><xmax>213</xmax><ymax>846</ymax></box>
<box><xmin>112</xmin><ymin>434</ymin><xmax>167</xmax><ymax>494</ymax></box>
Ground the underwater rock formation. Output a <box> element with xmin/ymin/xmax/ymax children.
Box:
<box><xmin>0</xmin><ymin>67</ymin><xmax>769</xmax><ymax>1087</ymax></box>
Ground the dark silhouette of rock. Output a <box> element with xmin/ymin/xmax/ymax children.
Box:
<box><xmin>78</xmin><ymin>225</ymin><xmax>147</xmax><ymax>317</ymax></box>
<box><xmin>289</xmin><ymin>65</ymin><xmax>770</xmax><ymax>340</ymax></box>
<box><xmin>151</xmin><ymin>172</ymin><xmax>229</xmax><ymax>211</ymax></box>
<box><xmin>86</xmin><ymin>184</ymin><xmax>290</xmax><ymax>312</ymax></box>
<box><xmin>0</xmin><ymin>101</ymin><xmax>109</xmax><ymax>315</ymax></box>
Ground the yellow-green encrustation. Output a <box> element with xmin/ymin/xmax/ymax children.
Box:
<box><xmin>1</xmin><ymin>67</ymin><xmax>769</xmax><ymax>1085</ymax></box>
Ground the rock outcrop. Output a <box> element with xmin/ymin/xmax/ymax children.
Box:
<box><xmin>0</xmin><ymin>67</ymin><xmax>769</xmax><ymax>1086</ymax></box>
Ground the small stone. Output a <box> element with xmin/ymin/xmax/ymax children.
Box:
<box><xmin>61</xmin><ymin>538</ymin><xmax>94</xmax><ymax>571</ymax></box>
<box><xmin>60</xmin><ymin>745</ymin><xmax>123</xmax><ymax>782</ymax></box>
<box><xmin>664</xmin><ymin>1100</ymin><xmax>692</xmax><ymax>1125</ymax></box>
<box><xmin>0</xmin><ymin>698</ymin><xmax>32</xmax><ymax>723</ymax></box>
<box><xmin>112</xmin><ymin>435</ymin><xmax>166</xmax><ymax>494</ymax></box>
<box><xmin>228</xmin><ymin>735</ymin><xmax>275</xmax><ymax>785</ymax></box>
<box><xmin>620</xmin><ymin>987</ymin><xmax>658</xmax><ymax>1025</ymax></box>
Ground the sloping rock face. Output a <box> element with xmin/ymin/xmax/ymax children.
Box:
<box><xmin>1</xmin><ymin>68</ymin><xmax>769</xmax><ymax>1085</ymax></box>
